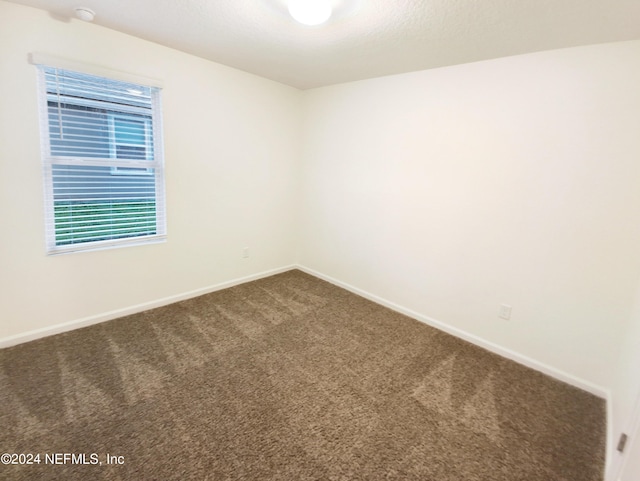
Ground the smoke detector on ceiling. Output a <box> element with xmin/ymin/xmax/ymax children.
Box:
<box><xmin>74</xmin><ymin>7</ymin><xmax>95</xmax><ymax>22</ymax></box>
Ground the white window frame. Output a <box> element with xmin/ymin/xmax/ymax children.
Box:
<box><xmin>31</xmin><ymin>54</ymin><xmax>166</xmax><ymax>255</ymax></box>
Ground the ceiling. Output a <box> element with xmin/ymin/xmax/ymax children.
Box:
<box><xmin>7</xmin><ymin>0</ymin><xmax>640</xmax><ymax>89</ymax></box>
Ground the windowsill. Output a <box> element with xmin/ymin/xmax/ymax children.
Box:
<box><xmin>46</xmin><ymin>235</ymin><xmax>167</xmax><ymax>256</ymax></box>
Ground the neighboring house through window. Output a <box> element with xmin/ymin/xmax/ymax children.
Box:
<box><xmin>108</xmin><ymin>114</ymin><xmax>153</xmax><ymax>176</ymax></box>
<box><xmin>34</xmin><ymin>59</ymin><xmax>166</xmax><ymax>254</ymax></box>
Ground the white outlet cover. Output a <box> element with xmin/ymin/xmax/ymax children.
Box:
<box><xmin>499</xmin><ymin>304</ymin><xmax>512</xmax><ymax>320</ymax></box>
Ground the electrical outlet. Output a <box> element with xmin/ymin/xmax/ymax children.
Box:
<box><xmin>499</xmin><ymin>304</ymin><xmax>512</xmax><ymax>320</ymax></box>
<box><xmin>242</xmin><ymin>247</ymin><xmax>249</xmax><ymax>258</ymax></box>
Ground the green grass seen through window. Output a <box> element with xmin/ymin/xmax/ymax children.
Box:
<box><xmin>54</xmin><ymin>200</ymin><xmax>157</xmax><ymax>245</ymax></box>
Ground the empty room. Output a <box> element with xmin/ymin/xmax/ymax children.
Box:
<box><xmin>1</xmin><ymin>0</ymin><xmax>640</xmax><ymax>480</ymax></box>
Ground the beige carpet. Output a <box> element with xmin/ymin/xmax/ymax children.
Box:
<box><xmin>0</xmin><ymin>270</ymin><xmax>605</xmax><ymax>480</ymax></box>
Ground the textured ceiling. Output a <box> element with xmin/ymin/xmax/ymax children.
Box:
<box><xmin>6</xmin><ymin>0</ymin><xmax>640</xmax><ymax>89</ymax></box>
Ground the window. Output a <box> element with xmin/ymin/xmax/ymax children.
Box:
<box><xmin>108</xmin><ymin>114</ymin><xmax>153</xmax><ymax>176</ymax></box>
<box><xmin>36</xmin><ymin>64</ymin><xmax>166</xmax><ymax>254</ymax></box>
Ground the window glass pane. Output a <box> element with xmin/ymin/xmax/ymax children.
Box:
<box><xmin>49</xmin><ymin>103</ymin><xmax>110</xmax><ymax>158</ymax></box>
<box><xmin>114</xmin><ymin>118</ymin><xmax>146</xmax><ymax>145</ymax></box>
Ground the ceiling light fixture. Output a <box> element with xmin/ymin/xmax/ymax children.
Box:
<box><xmin>288</xmin><ymin>0</ymin><xmax>332</xmax><ymax>26</ymax></box>
<box><xmin>74</xmin><ymin>7</ymin><xmax>95</xmax><ymax>22</ymax></box>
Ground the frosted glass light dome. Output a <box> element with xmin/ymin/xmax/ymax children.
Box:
<box><xmin>288</xmin><ymin>0</ymin><xmax>332</xmax><ymax>26</ymax></box>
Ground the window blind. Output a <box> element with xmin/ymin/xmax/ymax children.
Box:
<box><xmin>37</xmin><ymin>65</ymin><xmax>166</xmax><ymax>254</ymax></box>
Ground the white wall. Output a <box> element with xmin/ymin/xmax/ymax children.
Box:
<box><xmin>610</xmin><ymin>279</ymin><xmax>640</xmax><ymax>480</ymax></box>
<box><xmin>0</xmin><ymin>1</ymin><xmax>300</xmax><ymax>342</ymax></box>
<box><xmin>299</xmin><ymin>40</ymin><xmax>640</xmax><ymax>392</ymax></box>
<box><xmin>620</xmin><ymin>428</ymin><xmax>640</xmax><ymax>481</ymax></box>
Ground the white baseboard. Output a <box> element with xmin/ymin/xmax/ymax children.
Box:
<box><xmin>0</xmin><ymin>265</ymin><xmax>297</xmax><ymax>349</ymax></box>
<box><xmin>297</xmin><ymin>264</ymin><xmax>608</xmax><ymax>399</ymax></box>
<box><xmin>4</xmin><ymin>263</ymin><xmax>607</xmax><ymax>399</ymax></box>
